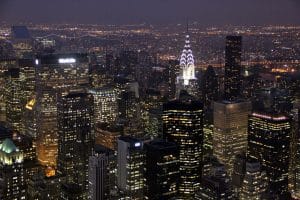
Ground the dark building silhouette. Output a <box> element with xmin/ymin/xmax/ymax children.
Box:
<box><xmin>224</xmin><ymin>36</ymin><xmax>242</xmax><ymax>101</ymax></box>
<box><xmin>201</xmin><ymin>65</ymin><xmax>219</xmax><ymax>109</ymax></box>
<box><xmin>145</xmin><ymin>140</ymin><xmax>180</xmax><ymax>199</ymax></box>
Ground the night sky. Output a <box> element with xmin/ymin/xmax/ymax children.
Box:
<box><xmin>1</xmin><ymin>0</ymin><xmax>300</xmax><ymax>25</ymax></box>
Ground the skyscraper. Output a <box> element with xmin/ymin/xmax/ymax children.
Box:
<box><xmin>201</xmin><ymin>65</ymin><xmax>219</xmax><ymax>109</ymax></box>
<box><xmin>57</xmin><ymin>92</ymin><xmax>94</xmax><ymax>199</ymax></box>
<box><xmin>117</xmin><ymin>136</ymin><xmax>145</xmax><ymax>199</ymax></box>
<box><xmin>163</xmin><ymin>98</ymin><xmax>203</xmax><ymax>198</ymax></box>
<box><xmin>34</xmin><ymin>53</ymin><xmax>89</xmax><ymax>167</ymax></box>
<box><xmin>195</xmin><ymin>163</ymin><xmax>233</xmax><ymax>200</ymax></box>
<box><xmin>88</xmin><ymin>144</ymin><xmax>115</xmax><ymax>200</ymax></box>
<box><xmin>5</xmin><ymin>68</ymin><xmax>23</xmax><ymax>132</ymax></box>
<box><xmin>0</xmin><ymin>138</ymin><xmax>26</xmax><ymax>200</ymax></box>
<box><xmin>240</xmin><ymin>161</ymin><xmax>267</xmax><ymax>200</ymax></box>
<box><xmin>177</xmin><ymin>29</ymin><xmax>197</xmax><ymax>96</ymax></box>
<box><xmin>144</xmin><ymin>140</ymin><xmax>180</xmax><ymax>199</ymax></box>
<box><xmin>224</xmin><ymin>36</ymin><xmax>242</xmax><ymax>100</ymax></box>
<box><xmin>213</xmin><ymin>100</ymin><xmax>251</xmax><ymax>175</ymax></box>
<box><xmin>89</xmin><ymin>87</ymin><xmax>118</xmax><ymax>125</ymax></box>
<box><xmin>247</xmin><ymin>112</ymin><xmax>291</xmax><ymax>199</ymax></box>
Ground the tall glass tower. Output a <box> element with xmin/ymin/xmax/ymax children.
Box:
<box><xmin>163</xmin><ymin>98</ymin><xmax>203</xmax><ymax>199</ymax></box>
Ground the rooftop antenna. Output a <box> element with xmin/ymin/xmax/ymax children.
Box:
<box><xmin>186</xmin><ymin>18</ymin><xmax>189</xmax><ymax>35</ymax></box>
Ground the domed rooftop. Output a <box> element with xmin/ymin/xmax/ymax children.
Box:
<box><xmin>0</xmin><ymin>138</ymin><xmax>17</xmax><ymax>154</ymax></box>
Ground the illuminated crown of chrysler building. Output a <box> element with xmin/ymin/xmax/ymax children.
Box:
<box><xmin>179</xmin><ymin>30</ymin><xmax>196</xmax><ymax>86</ymax></box>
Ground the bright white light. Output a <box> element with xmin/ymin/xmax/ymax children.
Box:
<box><xmin>58</xmin><ymin>58</ymin><xmax>76</xmax><ymax>64</ymax></box>
<box><xmin>134</xmin><ymin>142</ymin><xmax>141</xmax><ymax>147</ymax></box>
<box><xmin>35</xmin><ymin>59</ymin><xmax>39</xmax><ymax>65</ymax></box>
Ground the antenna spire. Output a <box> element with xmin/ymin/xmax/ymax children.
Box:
<box><xmin>186</xmin><ymin>19</ymin><xmax>189</xmax><ymax>34</ymax></box>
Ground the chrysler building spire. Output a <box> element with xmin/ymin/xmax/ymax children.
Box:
<box><xmin>179</xmin><ymin>25</ymin><xmax>196</xmax><ymax>86</ymax></box>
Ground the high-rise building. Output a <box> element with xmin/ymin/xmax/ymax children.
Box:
<box><xmin>89</xmin><ymin>87</ymin><xmax>118</xmax><ymax>124</ymax></box>
<box><xmin>247</xmin><ymin>112</ymin><xmax>291</xmax><ymax>199</ymax></box>
<box><xmin>224</xmin><ymin>36</ymin><xmax>242</xmax><ymax>100</ymax></box>
<box><xmin>167</xmin><ymin>59</ymin><xmax>180</xmax><ymax>99</ymax></box>
<box><xmin>34</xmin><ymin>53</ymin><xmax>89</xmax><ymax>167</ymax></box>
<box><xmin>240</xmin><ymin>161</ymin><xmax>267</xmax><ymax>200</ymax></box>
<box><xmin>117</xmin><ymin>136</ymin><xmax>145</xmax><ymax>199</ymax></box>
<box><xmin>195</xmin><ymin>164</ymin><xmax>233</xmax><ymax>200</ymax></box>
<box><xmin>0</xmin><ymin>59</ymin><xmax>17</xmax><ymax>122</ymax></box>
<box><xmin>95</xmin><ymin>123</ymin><xmax>122</xmax><ymax>151</ymax></box>
<box><xmin>89</xmin><ymin>144</ymin><xmax>115</xmax><ymax>200</ymax></box>
<box><xmin>231</xmin><ymin>153</ymin><xmax>246</xmax><ymax>197</ymax></box>
<box><xmin>57</xmin><ymin>92</ymin><xmax>94</xmax><ymax>199</ymax></box>
<box><xmin>144</xmin><ymin>140</ymin><xmax>180</xmax><ymax>199</ymax></box>
<box><xmin>293</xmin><ymin>106</ymin><xmax>300</xmax><ymax>198</ymax></box>
<box><xmin>213</xmin><ymin>100</ymin><xmax>251</xmax><ymax>174</ymax></box>
<box><xmin>19</xmin><ymin>58</ymin><xmax>35</xmax><ymax>104</ymax></box>
<box><xmin>0</xmin><ymin>138</ymin><xmax>26</xmax><ymax>200</ymax></box>
<box><xmin>201</xmin><ymin>66</ymin><xmax>219</xmax><ymax>109</ymax></box>
<box><xmin>5</xmin><ymin>68</ymin><xmax>23</xmax><ymax>132</ymax></box>
<box><xmin>163</xmin><ymin>98</ymin><xmax>203</xmax><ymax>198</ymax></box>
<box><xmin>177</xmin><ymin>30</ymin><xmax>197</xmax><ymax>96</ymax></box>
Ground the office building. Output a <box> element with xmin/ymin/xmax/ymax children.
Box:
<box><xmin>89</xmin><ymin>144</ymin><xmax>116</xmax><ymax>200</ymax></box>
<box><xmin>0</xmin><ymin>138</ymin><xmax>26</xmax><ymax>200</ymax></box>
<box><xmin>213</xmin><ymin>100</ymin><xmax>251</xmax><ymax>174</ymax></box>
<box><xmin>195</xmin><ymin>164</ymin><xmax>233</xmax><ymax>200</ymax></box>
<box><xmin>240</xmin><ymin>161</ymin><xmax>267</xmax><ymax>200</ymax></box>
<box><xmin>5</xmin><ymin>68</ymin><xmax>23</xmax><ymax>132</ymax></box>
<box><xmin>34</xmin><ymin>53</ymin><xmax>89</xmax><ymax>167</ymax></box>
<box><xmin>89</xmin><ymin>87</ymin><xmax>118</xmax><ymax>124</ymax></box>
<box><xmin>163</xmin><ymin>98</ymin><xmax>203</xmax><ymax>198</ymax></box>
<box><xmin>57</xmin><ymin>92</ymin><xmax>94</xmax><ymax>199</ymax></box>
<box><xmin>201</xmin><ymin>66</ymin><xmax>219</xmax><ymax>109</ymax></box>
<box><xmin>144</xmin><ymin>140</ymin><xmax>180</xmax><ymax>199</ymax></box>
<box><xmin>224</xmin><ymin>36</ymin><xmax>242</xmax><ymax>100</ymax></box>
<box><xmin>95</xmin><ymin>123</ymin><xmax>122</xmax><ymax>151</ymax></box>
<box><xmin>117</xmin><ymin>136</ymin><xmax>145</xmax><ymax>199</ymax></box>
<box><xmin>247</xmin><ymin>112</ymin><xmax>291</xmax><ymax>198</ymax></box>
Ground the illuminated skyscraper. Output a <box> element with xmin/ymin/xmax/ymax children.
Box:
<box><xmin>144</xmin><ymin>140</ymin><xmax>180</xmax><ymax>199</ymax></box>
<box><xmin>34</xmin><ymin>53</ymin><xmax>89</xmax><ymax>167</ymax></box>
<box><xmin>224</xmin><ymin>36</ymin><xmax>242</xmax><ymax>101</ymax></box>
<box><xmin>5</xmin><ymin>68</ymin><xmax>23</xmax><ymax>132</ymax></box>
<box><xmin>89</xmin><ymin>87</ymin><xmax>118</xmax><ymax>124</ymax></box>
<box><xmin>293</xmin><ymin>106</ymin><xmax>300</xmax><ymax>198</ymax></box>
<box><xmin>117</xmin><ymin>136</ymin><xmax>145</xmax><ymax>199</ymax></box>
<box><xmin>19</xmin><ymin>58</ymin><xmax>35</xmax><ymax>103</ymax></box>
<box><xmin>213</xmin><ymin>100</ymin><xmax>251</xmax><ymax>175</ymax></box>
<box><xmin>0</xmin><ymin>138</ymin><xmax>26</xmax><ymax>200</ymax></box>
<box><xmin>240</xmin><ymin>161</ymin><xmax>267</xmax><ymax>200</ymax></box>
<box><xmin>247</xmin><ymin>112</ymin><xmax>291</xmax><ymax>199</ymax></box>
<box><xmin>57</xmin><ymin>92</ymin><xmax>94</xmax><ymax>199</ymax></box>
<box><xmin>163</xmin><ymin>98</ymin><xmax>203</xmax><ymax>199</ymax></box>
<box><xmin>177</xmin><ymin>30</ymin><xmax>197</xmax><ymax>96</ymax></box>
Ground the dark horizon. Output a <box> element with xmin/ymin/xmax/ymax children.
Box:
<box><xmin>1</xmin><ymin>0</ymin><xmax>300</xmax><ymax>26</ymax></box>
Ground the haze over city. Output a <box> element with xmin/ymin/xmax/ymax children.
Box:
<box><xmin>1</xmin><ymin>0</ymin><xmax>300</xmax><ymax>25</ymax></box>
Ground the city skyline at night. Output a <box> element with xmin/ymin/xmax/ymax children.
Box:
<box><xmin>0</xmin><ymin>1</ymin><xmax>300</xmax><ymax>200</ymax></box>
